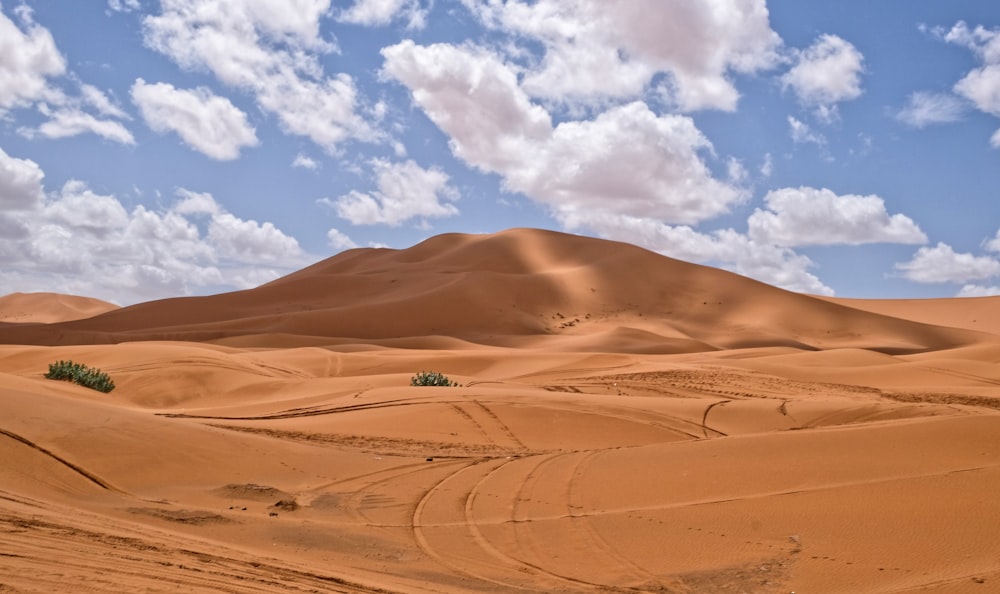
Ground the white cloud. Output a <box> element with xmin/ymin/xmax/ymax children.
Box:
<box><xmin>207</xmin><ymin>212</ymin><xmax>304</xmax><ymax>264</ymax></box>
<box><xmin>782</xmin><ymin>34</ymin><xmax>864</xmax><ymax>116</ymax></box>
<box><xmin>535</xmin><ymin>102</ymin><xmax>746</xmax><ymax>225</ymax></box>
<box><xmin>292</xmin><ymin>153</ymin><xmax>319</xmax><ymax>170</ymax></box>
<box><xmin>0</xmin><ymin>152</ymin><xmax>310</xmax><ymax>303</ymax></box>
<box><xmin>463</xmin><ymin>0</ymin><xmax>782</xmax><ymax>111</ymax></box>
<box><xmin>748</xmin><ymin>187</ymin><xmax>927</xmax><ymax>247</ymax></box>
<box><xmin>953</xmin><ymin>65</ymin><xmax>1000</xmax><ymax>117</ymax></box>
<box><xmin>381</xmin><ymin>41</ymin><xmax>745</xmax><ymax>226</ymax></box>
<box><xmin>80</xmin><ymin>84</ymin><xmax>129</xmax><ymax>119</ymax></box>
<box><xmin>896</xmin><ymin>243</ymin><xmax>1000</xmax><ymax>284</ymax></box>
<box><xmin>760</xmin><ymin>152</ymin><xmax>774</xmax><ymax>177</ymax></box>
<box><xmin>43</xmin><ymin>180</ymin><xmax>131</xmax><ymax>235</ymax></box>
<box><xmin>0</xmin><ymin>147</ymin><xmax>45</xmax><ymax>210</ymax></box>
<box><xmin>983</xmin><ymin>229</ymin><xmax>1000</xmax><ymax>253</ymax></box>
<box><xmin>108</xmin><ymin>0</ymin><xmax>141</xmax><ymax>12</ymax></box>
<box><xmin>896</xmin><ymin>91</ymin><xmax>965</xmax><ymax>128</ymax></box>
<box><xmin>142</xmin><ymin>0</ymin><xmax>375</xmax><ymax>151</ymax></box>
<box><xmin>939</xmin><ymin>22</ymin><xmax>1000</xmax><ymax>147</ymax></box>
<box><xmin>726</xmin><ymin>157</ymin><xmax>748</xmax><ymax>184</ymax></box>
<box><xmin>958</xmin><ymin>284</ymin><xmax>1000</xmax><ymax>297</ymax></box>
<box><xmin>131</xmin><ymin>78</ymin><xmax>259</xmax><ymax>160</ymax></box>
<box><xmin>27</xmin><ymin>105</ymin><xmax>136</xmax><ymax>144</ymax></box>
<box><xmin>0</xmin><ymin>7</ymin><xmax>134</xmax><ymax>145</ymax></box>
<box><xmin>0</xmin><ymin>5</ymin><xmax>65</xmax><ymax>113</ymax></box>
<box><xmin>788</xmin><ymin>116</ymin><xmax>825</xmax><ymax>145</ymax></box>
<box><xmin>335</xmin><ymin>158</ymin><xmax>459</xmax><ymax>226</ymax></box>
<box><xmin>941</xmin><ymin>21</ymin><xmax>1000</xmax><ymax>63</ymax></box>
<box><xmin>339</xmin><ymin>0</ymin><xmax>428</xmax><ymax>29</ymax></box>
<box><xmin>381</xmin><ymin>41</ymin><xmax>551</xmax><ymax>172</ymax></box>
<box><xmin>327</xmin><ymin>228</ymin><xmax>358</xmax><ymax>250</ymax></box>
<box><xmin>173</xmin><ymin>188</ymin><xmax>222</xmax><ymax>216</ymax></box>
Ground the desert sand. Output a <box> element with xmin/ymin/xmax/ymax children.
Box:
<box><xmin>1</xmin><ymin>228</ymin><xmax>998</xmax><ymax>593</ymax></box>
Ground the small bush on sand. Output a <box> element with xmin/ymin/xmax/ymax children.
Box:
<box><xmin>411</xmin><ymin>371</ymin><xmax>459</xmax><ymax>387</ymax></box>
<box><xmin>44</xmin><ymin>360</ymin><xmax>115</xmax><ymax>393</ymax></box>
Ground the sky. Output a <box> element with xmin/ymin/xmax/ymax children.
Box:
<box><xmin>1</xmin><ymin>0</ymin><xmax>1000</xmax><ymax>305</ymax></box>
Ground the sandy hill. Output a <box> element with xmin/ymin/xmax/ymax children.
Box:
<box><xmin>0</xmin><ymin>228</ymin><xmax>988</xmax><ymax>353</ymax></box>
<box><xmin>0</xmin><ymin>291</ymin><xmax>118</xmax><ymax>324</ymax></box>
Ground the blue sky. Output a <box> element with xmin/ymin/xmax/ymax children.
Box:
<box><xmin>1</xmin><ymin>0</ymin><xmax>999</xmax><ymax>305</ymax></box>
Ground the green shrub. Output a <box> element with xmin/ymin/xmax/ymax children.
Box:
<box><xmin>411</xmin><ymin>371</ymin><xmax>459</xmax><ymax>387</ymax></box>
<box><xmin>44</xmin><ymin>360</ymin><xmax>115</xmax><ymax>393</ymax></box>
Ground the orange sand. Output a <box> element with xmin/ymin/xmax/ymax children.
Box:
<box><xmin>1</xmin><ymin>229</ymin><xmax>998</xmax><ymax>593</ymax></box>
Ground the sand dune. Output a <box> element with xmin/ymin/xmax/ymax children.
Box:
<box><xmin>0</xmin><ymin>291</ymin><xmax>117</xmax><ymax>324</ymax></box>
<box><xmin>0</xmin><ymin>229</ymin><xmax>987</xmax><ymax>353</ymax></box>
<box><xmin>2</xmin><ymin>228</ymin><xmax>999</xmax><ymax>593</ymax></box>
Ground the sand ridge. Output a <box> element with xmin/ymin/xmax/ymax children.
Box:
<box><xmin>1</xmin><ymin>228</ymin><xmax>999</xmax><ymax>593</ymax></box>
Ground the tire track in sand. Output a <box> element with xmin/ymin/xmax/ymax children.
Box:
<box><xmin>564</xmin><ymin>450</ymin><xmax>666</xmax><ymax>589</ymax></box>
<box><xmin>0</xmin><ymin>428</ymin><xmax>126</xmax><ymax>494</ymax></box>
<box><xmin>506</xmin><ymin>451</ymin><xmax>652</xmax><ymax>592</ymax></box>
<box><xmin>412</xmin><ymin>455</ymin><xmax>608</xmax><ymax>592</ymax></box>
<box><xmin>464</xmin><ymin>454</ymin><xmax>626</xmax><ymax>592</ymax></box>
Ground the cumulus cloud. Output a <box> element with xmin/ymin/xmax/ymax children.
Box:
<box><xmin>983</xmin><ymin>229</ymin><xmax>1000</xmax><ymax>253</ymax></box>
<box><xmin>953</xmin><ymin>66</ymin><xmax>1000</xmax><ymax>117</ymax></box>
<box><xmin>339</xmin><ymin>0</ymin><xmax>428</xmax><ymax>29</ymax></box>
<box><xmin>896</xmin><ymin>243</ymin><xmax>1000</xmax><ymax>284</ymax></box>
<box><xmin>0</xmin><ymin>151</ymin><xmax>309</xmax><ymax>303</ymax></box>
<box><xmin>173</xmin><ymin>188</ymin><xmax>223</xmax><ymax>216</ymax></box>
<box><xmin>292</xmin><ymin>154</ymin><xmax>319</xmax><ymax>170</ymax></box>
<box><xmin>208</xmin><ymin>212</ymin><xmax>304</xmax><ymax>264</ymax></box>
<box><xmin>0</xmin><ymin>5</ymin><xmax>65</xmax><ymax>113</ymax></box>
<box><xmin>142</xmin><ymin>0</ymin><xmax>375</xmax><ymax>151</ymax></box>
<box><xmin>327</xmin><ymin>228</ymin><xmax>358</xmax><ymax>250</ymax></box>
<box><xmin>131</xmin><ymin>79</ymin><xmax>258</xmax><ymax>160</ymax></box>
<box><xmin>0</xmin><ymin>147</ymin><xmax>46</xmax><ymax>210</ymax></box>
<box><xmin>334</xmin><ymin>159</ymin><xmax>459</xmax><ymax>226</ymax></box>
<box><xmin>748</xmin><ymin>187</ymin><xmax>927</xmax><ymax>247</ymax></box>
<box><xmin>463</xmin><ymin>0</ymin><xmax>782</xmax><ymax>111</ymax></box>
<box><xmin>896</xmin><ymin>91</ymin><xmax>966</xmax><ymax>128</ymax></box>
<box><xmin>782</xmin><ymin>34</ymin><xmax>864</xmax><ymax>118</ymax></box>
<box><xmin>381</xmin><ymin>41</ymin><xmax>745</xmax><ymax>226</ymax></box>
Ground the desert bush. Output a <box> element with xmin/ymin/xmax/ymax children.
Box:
<box><xmin>44</xmin><ymin>360</ymin><xmax>115</xmax><ymax>393</ymax></box>
<box><xmin>411</xmin><ymin>371</ymin><xmax>459</xmax><ymax>387</ymax></box>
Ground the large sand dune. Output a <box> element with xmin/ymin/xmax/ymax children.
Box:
<box><xmin>1</xmin><ymin>228</ymin><xmax>999</xmax><ymax>593</ymax></box>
